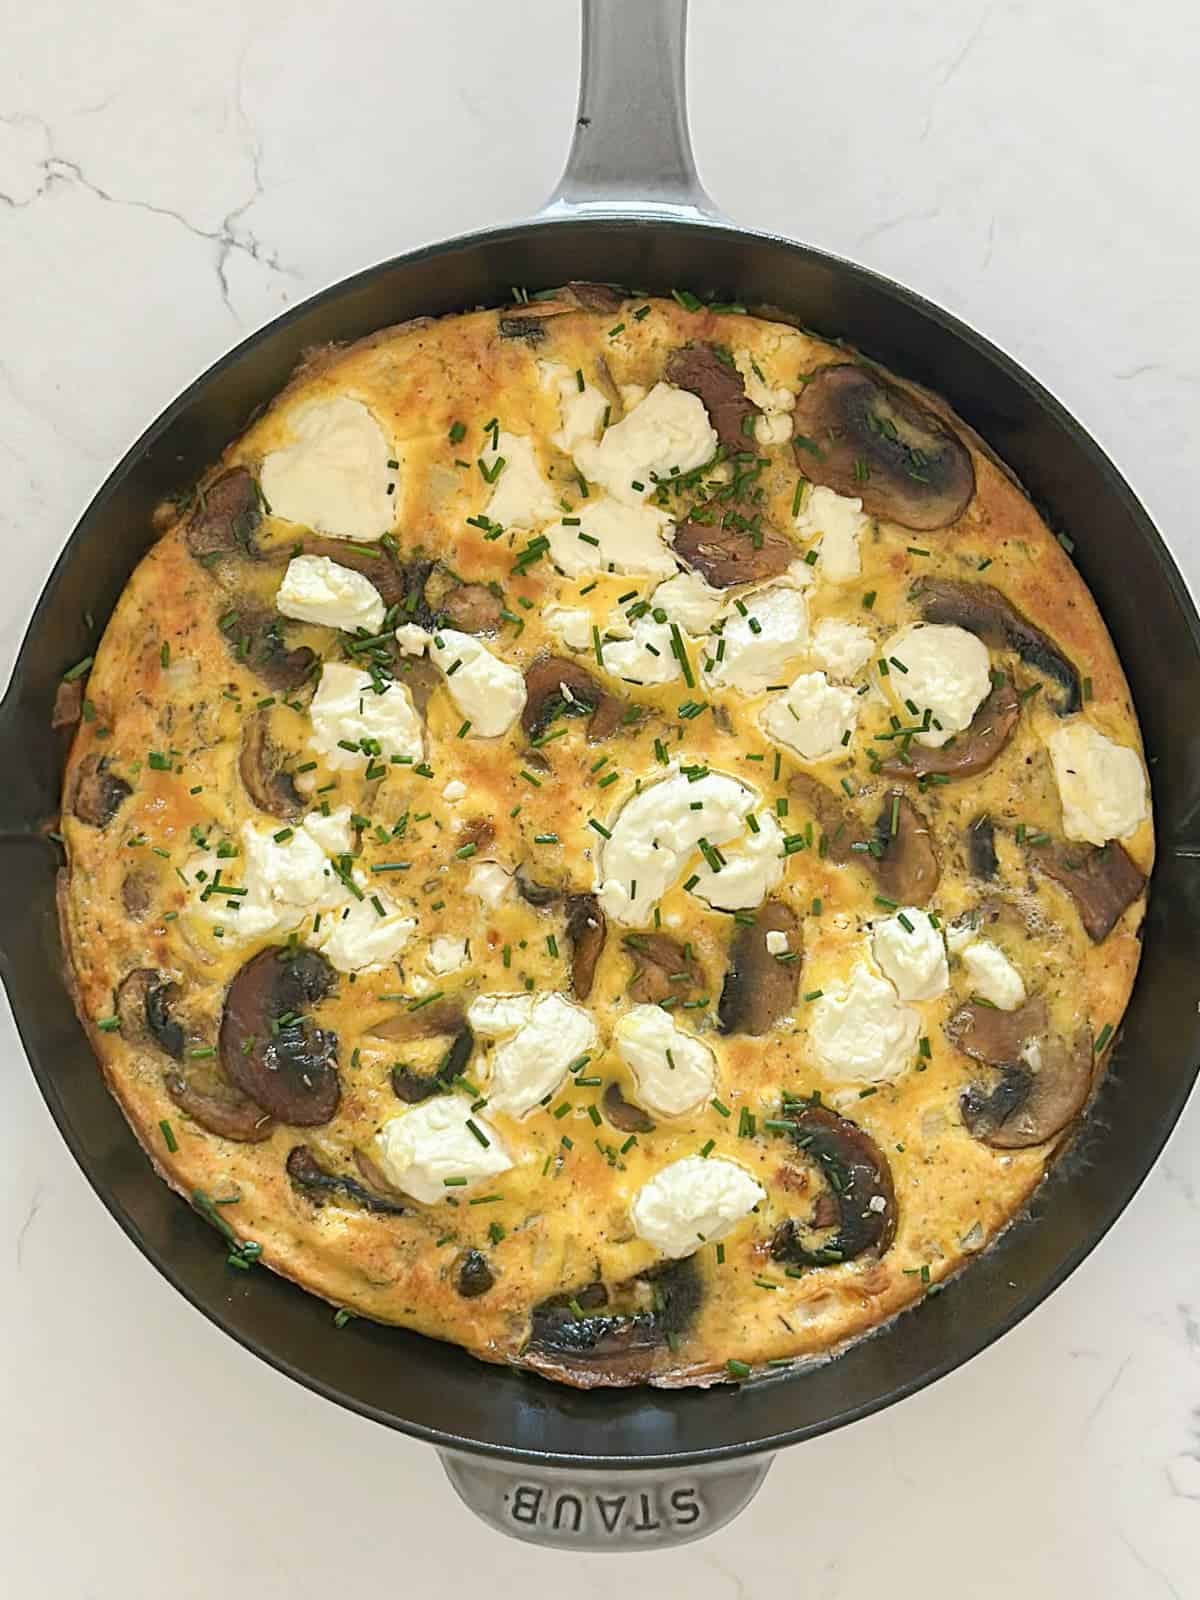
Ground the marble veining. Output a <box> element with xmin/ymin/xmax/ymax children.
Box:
<box><xmin>2</xmin><ymin>1</ymin><xmax>1198</xmax><ymax>1594</ymax></box>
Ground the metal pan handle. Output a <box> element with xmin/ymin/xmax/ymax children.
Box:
<box><xmin>439</xmin><ymin>1449</ymin><xmax>772</xmax><ymax>1551</ymax></box>
<box><xmin>540</xmin><ymin>0</ymin><xmax>720</xmax><ymax>221</ymax></box>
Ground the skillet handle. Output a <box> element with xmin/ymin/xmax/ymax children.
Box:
<box><xmin>438</xmin><ymin>1448</ymin><xmax>771</xmax><ymax>1550</ymax></box>
<box><xmin>541</xmin><ymin>0</ymin><xmax>720</xmax><ymax>221</ymax></box>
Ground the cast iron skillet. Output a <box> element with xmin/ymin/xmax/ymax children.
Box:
<box><xmin>7</xmin><ymin>0</ymin><xmax>1200</xmax><ymax>1551</ymax></box>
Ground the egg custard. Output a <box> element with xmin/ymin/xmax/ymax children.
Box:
<box><xmin>58</xmin><ymin>286</ymin><xmax>1152</xmax><ymax>1387</ymax></box>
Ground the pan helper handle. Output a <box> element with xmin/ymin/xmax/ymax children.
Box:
<box><xmin>541</xmin><ymin>0</ymin><xmax>721</xmax><ymax>220</ymax></box>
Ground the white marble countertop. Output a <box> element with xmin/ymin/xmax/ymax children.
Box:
<box><xmin>2</xmin><ymin>1</ymin><xmax>1198</xmax><ymax>1592</ymax></box>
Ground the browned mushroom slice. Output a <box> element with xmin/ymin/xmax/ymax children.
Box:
<box><xmin>564</xmin><ymin>281</ymin><xmax>625</xmax><ymax>312</ymax></box>
<box><xmin>441</xmin><ymin>582</ymin><xmax>504</xmax><ymax>634</ymax></box>
<box><xmin>165</xmin><ymin>1068</ymin><xmax>276</xmax><ymax>1143</ymax></box>
<box><xmin>286</xmin><ymin>1145</ymin><xmax>406</xmax><ymax>1214</ymax></box>
<box><xmin>946</xmin><ymin>996</ymin><xmax>1048</xmax><ymax>1066</ymax></box>
<box><xmin>52</xmin><ymin>677</ymin><xmax>85</xmax><ymax>731</ymax></box>
<box><xmin>624</xmin><ymin>933</ymin><xmax>705</xmax><ymax>1005</ymax></box>
<box><xmin>121</xmin><ymin>870</ymin><xmax>153</xmax><ymax>920</ymax></box>
<box><xmin>522</xmin><ymin>1258</ymin><xmax>701</xmax><ymax>1388</ymax></box>
<box><xmin>221</xmin><ymin>607</ymin><xmax>316</xmax><ymax>693</ymax></box>
<box><xmin>295</xmin><ymin>535</ymin><xmax>410</xmax><ymax>609</ymax></box>
<box><xmin>115</xmin><ymin>968</ymin><xmax>185</xmax><ymax>1058</ymax></box>
<box><xmin>72</xmin><ymin>753</ymin><xmax>131</xmax><ymax>827</ymax></box>
<box><xmin>792</xmin><ymin>364</ymin><xmax>974</xmax><ymax>531</ymax></box>
<box><xmin>718</xmin><ymin>900</ymin><xmax>801</xmax><ymax>1036</ymax></box>
<box><xmin>515</xmin><ymin>866</ymin><xmax>560</xmax><ymax>907</ymax></box>
<box><xmin>788</xmin><ymin>772</ymin><xmax>865</xmax><ymax>863</ymax></box>
<box><xmin>664</xmin><ymin>342</ymin><xmax>760</xmax><ymax>453</ymax></box>
<box><xmin>672</xmin><ymin>496</ymin><xmax>795</xmax><ymax>588</ymax></box>
<box><xmin>393</xmin><ymin>653</ymin><xmax>441</xmax><ymax>715</ymax></box>
<box><xmin>366</xmin><ymin>996</ymin><xmax>465</xmax><ymax>1042</ymax></box>
<box><xmin>967</xmin><ymin>815</ymin><xmax>998</xmax><ymax>879</ymax></box>
<box><xmin>566</xmin><ymin>893</ymin><xmax>606</xmax><ymax>1000</ymax></box>
<box><xmin>453</xmin><ymin>1248</ymin><xmax>495</xmax><ymax>1298</ymax></box>
<box><xmin>390</xmin><ymin>1025</ymin><xmax>474</xmax><ymax>1103</ymax></box>
<box><xmin>602</xmin><ymin>1082</ymin><xmax>656</xmax><ymax>1134</ymax></box>
<box><xmin>873</xmin><ymin>791</ymin><xmax>940</xmax><ymax>906</ymax></box>
<box><xmin>186</xmin><ymin>466</ymin><xmax>262</xmax><ymax>561</ymax></box>
<box><xmin>770</xmin><ymin>1104</ymin><xmax>897</xmax><ymax>1266</ymax></box>
<box><xmin>238</xmin><ymin>712</ymin><xmax>303</xmax><ymax>820</ymax></box>
<box><xmin>962</xmin><ymin>1027</ymin><xmax>1093</xmax><ymax>1149</ymax></box>
<box><xmin>521</xmin><ymin>655</ymin><xmax>623</xmax><ymax>743</ymax></box>
<box><xmin>1027</xmin><ymin>838</ymin><xmax>1146</xmax><ymax>942</ymax></box>
<box><xmin>881</xmin><ymin>676</ymin><xmax>1020</xmax><ymax>781</ymax></box>
<box><xmin>913</xmin><ymin>578</ymin><xmax>1081</xmax><ymax>714</ymax></box>
<box><xmin>220</xmin><ymin>946</ymin><xmax>340</xmax><ymax>1126</ymax></box>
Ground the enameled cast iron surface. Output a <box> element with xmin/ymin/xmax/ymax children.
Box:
<box><xmin>7</xmin><ymin>217</ymin><xmax>1200</xmax><ymax>1468</ymax></box>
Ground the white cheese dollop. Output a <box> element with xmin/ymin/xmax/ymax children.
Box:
<box><xmin>1046</xmin><ymin>720</ymin><xmax>1149</xmax><ymax>845</ymax></box>
<box><xmin>539</xmin><ymin>360</ymin><xmax>609</xmax><ymax>454</ymax></box>
<box><xmin>544</xmin><ymin>605</ymin><xmax>594</xmax><ymax>652</ymax></box>
<box><xmin>872</xmin><ymin>908</ymin><xmax>949</xmax><ymax>1001</ymax></box>
<box><xmin>276</xmin><ymin>554</ymin><xmax>386</xmax><ymax>635</ymax></box>
<box><xmin>467</xmin><ymin>991</ymin><xmax>535</xmax><ymax>1037</ymax></box>
<box><xmin>651</xmin><ymin>568</ymin><xmax>726</xmax><ymax>634</ymax></box>
<box><xmin>631</xmin><ymin>1156</ymin><xmax>765</xmax><ymax>1260</ymax></box>
<box><xmin>734</xmin><ymin>349</ymin><xmax>796</xmax><ymax>446</ymax></box>
<box><xmin>613</xmin><ymin>1004</ymin><xmax>717</xmax><ymax>1118</ymax></box>
<box><xmin>690</xmin><ymin>810</ymin><xmax>785</xmax><ymax>912</ymax></box>
<box><xmin>395</xmin><ymin>623</ymin><xmax>432</xmax><ymax>656</ymax></box>
<box><xmin>308</xmin><ymin>663</ymin><xmax>424</xmax><ymax>770</ymax></box>
<box><xmin>599</xmin><ymin>612</ymin><xmax>681</xmax><ymax>685</ymax></box>
<box><xmin>809</xmin><ymin>616</ymin><xmax>874</xmax><ymax>681</ymax></box>
<box><xmin>429</xmin><ymin>629</ymin><xmax>526</xmax><ymax>738</ymax></box>
<box><xmin>545</xmin><ymin>497</ymin><xmax>676</xmax><ymax>578</ymax></box>
<box><xmin>477</xmin><ymin>992</ymin><xmax>600</xmax><ymax>1118</ymax></box>
<box><xmin>962</xmin><ymin>940</ymin><xmax>1027</xmax><ymax>1010</ymax></box>
<box><xmin>426</xmin><ymin>935</ymin><xmax>470</xmax><ymax>976</ymax></box>
<box><xmin>466</xmin><ymin>861</ymin><xmax>514</xmax><ymax>908</ymax></box>
<box><xmin>794</xmin><ymin>485</ymin><xmax>869</xmax><ymax>582</ymax></box>
<box><xmin>375</xmin><ymin>1098</ymin><xmax>512</xmax><ymax>1203</ymax></box>
<box><xmin>192</xmin><ymin>809</ymin><xmax>354</xmax><ymax>941</ymax></box>
<box><xmin>442</xmin><ymin>779</ymin><xmax>467</xmax><ymax>803</ymax></box>
<box><xmin>595</xmin><ymin>769</ymin><xmax>765</xmax><ymax>926</ymax></box>
<box><xmin>481</xmin><ymin>431</ymin><xmax>558</xmax><ymax>530</ymax></box>
<box><xmin>573</xmin><ymin>382</ymin><xmax>717</xmax><ymax>506</ymax></box>
<box><xmin>881</xmin><ymin>623</ymin><xmax>992</xmax><ymax>748</ymax></box>
<box><xmin>809</xmin><ymin>963</ymin><xmax>920</xmax><ymax>1083</ymax></box>
<box><xmin>761</xmin><ymin>670</ymin><xmax>859</xmax><ymax>761</ymax></box>
<box><xmin>260</xmin><ymin>396</ymin><xmax>397</xmax><ymax>541</ymax></box>
<box><xmin>318</xmin><ymin>891</ymin><xmax>417</xmax><ymax>974</ymax></box>
<box><xmin>703</xmin><ymin>584</ymin><xmax>810</xmax><ymax>695</ymax></box>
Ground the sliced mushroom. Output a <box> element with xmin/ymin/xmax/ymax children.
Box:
<box><xmin>566</xmin><ymin>893</ymin><xmax>606</xmax><ymax>1000</ymax></box>
<box><xmin>522</xmin><ymin>1257</ymin><xmax>701</xmax><ymax>1388</ymax></box>
<box><xmin>718</xmin><ymin>900</ymin><xmax>801</xmax><ymax>1036</ymax></box>
<box><xmin>788</xmin><ymin>772</ymin><xmax>865</xmax><ymax>864</ymax></box>
<box><xmin>1028</xmin><ymin>838</ymin><xmax>1146</xmax><ymax>942</ymax></box>
<box><xmin>881</xmin><ymin>676</ymin><xmax>1020</xmax><ymax>781</ymax></box>
<box><xmin>950</xmin><ymin>999</ymin><xmax>1093</xmax><ymax>1149</ymax></box>
<box><xmin>121</xmin><ymin>870</ymin><xmax>153</xmax><ymax>920</ymax></box>
<box><xmin>791</xmin><ymin>364</ymin><xmax>975</xmax><ymax>530</ymax></box>
<box><xmin>393</xmin><ymin>653</ymin><xmax>441</xmax><ymax>715</ymax></box>
<box><xmin>913</xmin><ymin>578</ymin><xmax>1081</xmax><ymax>714</ymax></box>
<box><xmin>602</xmin><ymin>1082</ymin><xmax>656</xmax><ymax>1134</ymax></box>
<box><xmin>221</xmin><ymin>607</ymin><xmax>316</xmax><ymax>693</ymax></box>
<box><xmin>295</xmin><ymin>535</ymin><xmax>409</xmax><ymax>609</ymax></box>
<box><xmin>454</xmin><ymin>1248</ymin><xmax>495</xmax><ymax>1298</ymax></box>
<box><xmin>770</xmin><ymin>1104</ymin><xmax>897</xmax><ymax>1266</ymax></box>
<box><xmin>285</xmin><ymin>1145</ymin><xmax>406</xmax><ymax>1213</ymax></box>
<box><xmin>515</xmin><ymin>865</ymin><xmax>561</xmax><ymax>908</ymax></box>
<box><xmin>390</xmin><ymin>1025</ymin><xmax>474</xmax><ymax>1103</ymax></box>
<box><xmin>521</xmin><ymin>655</ymin><xmax>623</xmax><ymax>743</ymax></box>
<box><xmin>238</xmin><ymin>712</ymin><xmax>303</xmax><ymax>820</ymax></box>
<box><xmin>967</xmin><ymin>815</ymin><xmax>998</xmax><ymax>879</ymax></box>
<box><xmin>873</xmin><ymin>791</ymin><xmax>940</xmax><ymax>906</ymax></box>
<box><xmin>441</xmin><ymin>582</ymin><xmax>504</xmax><ymax>634</ymax></box>
<box><xmin>366</xmin><ymin>996</ymin><xmax>465</xmax><ymax>1042</ymax></box>
<box><xmin>220</xmin><ymin>946</ymin><xmax>340</xmax><ymax>1126</ymax></box>
<box><xmin>623</xmin><ymin>933</ymin><xmax>705</xmax><ymax>1005</ymax></box>
<box><xmin>52</xmin><ymin>677</ymin><xmax>85</xmax><ymax>731</ymax></box>
<box><xmin>186</xmin><ymin>466</ymin><xmax>262</xmax><ymax>561</ymax></box>
<box><xmin>497</xmin><ymin>311</ymin><xmax>552</xmax><ymax>344</ymax></box>
<box><xmin>165</xmin><ymin>1069</ymin><xmax>275</xmax><ymax>1143</ymax></box>
<box><xmin>946</xmin><ymin>996</ymin><xmax>1048</xmax><ymax>1067</ymax></box>
<box><xmin>116</xmin><ymin>968</ymin><xmax>185</xmax><ymax>1058</ymax></box>
<box><xmin>564</xmin><ymin>281</ymin><xmax>625</xmax><ymax>312</ymax></box>
<box><xmin>664</xmin><ymin>342</ymin><xmax>759</xmax><ymax>453</ymax></box>
<box><xmin>72</xmin><ymin>753</ymin><xmax>131</xmax><ymax>828</ymax></box>
<box><xmin>672</xmin><ymin>496</ymin><xmax>795</xmax><ymax>588</ymax></box>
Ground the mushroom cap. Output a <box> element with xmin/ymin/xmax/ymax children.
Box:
<box><xmin>792</xmin><ymin>364</ymin><xmax>975</xmax><ymax>531</ymax></box>
<box><xmin>914</xmin><ymin>577</ymin><xmax>1081</xmax><ymax>715</ymax></box>
<box><xmin>220</xmin><ymin>946</ymin><xmax>340</xmax><ymax>1126</ymax></box>
<box><xmin>718</xmin><ymin>899</ymin><xmax>801</xmax><ymax>1036</ymax></box>
<box><xmin>770</xmin><ymin>1104</ymin><xmax>897</xmax><ymax>1265</ymax></box>
<box><xmin>664</xmin><ymin>341</ymin><xmax>760</xmax><ymax>453</ymax></box>
<box><xmin>880</xmin><ymin>675</ymin><xmax>1020</xmax><ymax>781</ymax></box>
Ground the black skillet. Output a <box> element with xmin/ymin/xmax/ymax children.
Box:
<box><xmin>7</xmin><ymin>0</ymin><xmax>1200</xmax><ymax>1551</ymax></box>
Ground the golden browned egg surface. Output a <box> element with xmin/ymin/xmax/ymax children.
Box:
<box><xmin>58</xmin><ymin>287</ymin><xmax>1153</xmax><ymax>1387</ymax></box>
